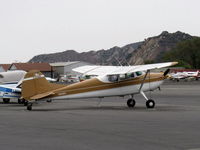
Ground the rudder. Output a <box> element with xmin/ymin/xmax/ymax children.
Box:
<box><xmin>21</xmin><ymin>70</ymin><xmax>53</xmax><ymax>100</ymax></box>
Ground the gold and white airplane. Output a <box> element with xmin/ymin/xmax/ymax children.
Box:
<box><xmin>21</xmin><ymin>62</ymin><xmax>178</xmax><ymax>110</ymax></box>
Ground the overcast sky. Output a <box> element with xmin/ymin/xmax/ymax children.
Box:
<box><xmin>0</xmin><ymin>0</ymin><xmax>200</xmax><ymax>63</ymax></box>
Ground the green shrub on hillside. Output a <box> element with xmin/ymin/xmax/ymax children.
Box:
<box><xmin>163</xmin><ymin>37</ymin><xmax>200</xmax><ymax>68</ymax></box>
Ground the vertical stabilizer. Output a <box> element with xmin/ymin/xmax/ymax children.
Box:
<box><xmin>21</xmin><ymin>70</ymin><xmax>64</xmax><ymax>100</ymax></box>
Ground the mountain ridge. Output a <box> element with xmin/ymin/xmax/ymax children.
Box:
<box><xmin>29</xmin><ymin>31</ymin><xmax>194</xmax><ymax>65</ymax></box>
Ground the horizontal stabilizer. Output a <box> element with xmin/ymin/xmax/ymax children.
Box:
<box><xmin>22</xmin><ymin>70</ymin><xmax>65</xmax><ymax>100</ymax></box>
<box><xmin>30</xmin><ymin>91</ymin><xmax>55</xmax><ymax>100</ymax></box>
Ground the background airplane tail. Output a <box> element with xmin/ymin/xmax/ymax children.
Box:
<box><xmin>21</xmin><ymin>70</ymin><xmax>64</xmax><ymax>100</ymax></box>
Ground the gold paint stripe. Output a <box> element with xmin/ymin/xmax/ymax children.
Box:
<box><xmin>52</xmin><ymin>73</ymin><xmax>164</xmax><ymax>96</ymax></box>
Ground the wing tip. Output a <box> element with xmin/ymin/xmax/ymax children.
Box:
<box><xmin>171</xmin><ymin>62</ymin><xmax>178</xmax><ymax>66</ymax></box>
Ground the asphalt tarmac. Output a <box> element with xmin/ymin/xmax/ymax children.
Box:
<box><xmin>0</xmin><ymin>80</ymin><xmax>200</xmax><ymax>150</ymax></box>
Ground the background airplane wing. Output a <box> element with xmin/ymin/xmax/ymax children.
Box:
<box><xmin>73</xmin><ymin>62</ymin><xmax>178</xmax><ymax>75</ymax></box>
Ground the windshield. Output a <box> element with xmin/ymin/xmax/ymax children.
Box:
<box><xmin>135</xmin><ymin>71</ymin><xmax>143</xmax><ymax>76</ymax></box>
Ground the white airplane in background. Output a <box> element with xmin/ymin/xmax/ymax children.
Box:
<box><xmin>184</xmin><ymin>71</ymin><xmax>199</xmax><ymax>79</ymax></box>
<box><xmin>0</xmin><ymin>83</ymin><xmax>22</xmax><ymax>103</ymax></box>
<box><xmin>0</xmin><ymin>71</ymin><xmax>57</xmax><ymax>104</ymax></box>
<box><xmin>0</xmin><ymin>70</ymin><xmax>26</xmax><ymax>84</ymax></box>
<box><xmin>169</xmin><ymin>72</ymin><xmax>188</xmax><ymax>81</ymax></box>
<box><xmin>0</xmin><ymin>71</ymin><xmax>26</xmax><ymax>103</ymax></box>
<box><xmin>20</xmin><ymin>62</ymin><xmax>178</xmax><ymax>110</ymax></box>
<box><xmin>169</xmin><ymin>70</ymin><xmax>199</xmax><ymax>81</ymax></box>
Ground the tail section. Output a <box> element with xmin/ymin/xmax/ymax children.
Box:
<box><xmin>21</xmin><ymin>70</ymin><xmax>64</xmax><ymax>100</ymax></box>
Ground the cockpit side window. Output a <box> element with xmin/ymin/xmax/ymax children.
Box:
<box><xmin>108</xmin><ymin>72</ymin><xmax>142</xmax><ymax>82</ymax></box>
<box><xmin>127</xmin><ymin>73</ymin><xmax>134</xmax><ymax>78</ymax></box>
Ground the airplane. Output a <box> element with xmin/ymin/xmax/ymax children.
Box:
<box><xmin>0</xmin><ymin>71</ymin><xmax>57</xmax><ymax>104</ymax></box>
<box><xmin>0</xmin><ymin>70</ymin><xmax>26</xmax><ymax>84</ymax></box>
<box><xmin>0</xmin><ymin>82</ymin><xmax>23</xmax><ymax>103</ymax></box>
<box><xmin>20</xmin><ymin>62</ymin><xmax>178</xmax><ymax>110</ymax></box>
<box><xmin>184</xmin><ymin>71</ymin><xmax>199</xmax><ymax>80</ymax></box>
<box><xmin>169</xmin><ymin>72</ymin><xmax>188</xmax><ymax>81</ymax></box>
<box><xmin>0</xmin><ymin>70</ymin><xmax>26</xmax><ymax>103</ymax></box>
<box><xmin>169</xmin><ymin>70</ymin><xmax>199</xmax><ymax>81</ymax></box>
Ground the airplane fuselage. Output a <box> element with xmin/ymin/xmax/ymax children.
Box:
<box><xmin>0</xmin><ymin>84</ymin><xmax>21</xmax><ymax>100</ymax></box>
<box><xmin>43</xmin><ymin>72</ymin><xmax>164</xmax><ymax>101</ymax></box>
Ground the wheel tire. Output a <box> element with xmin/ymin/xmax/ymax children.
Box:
<box><xmin>127</xmin><ymin>98</ymin><xmax>136</xmax><ymax>108</ymax></box>
<box><xmin>146</xmin><ymin>99</ymin><xmax>155</xmax><ymax>108</ymax></box>
<box><xmin>24</xmin><ymin>101</ymin><xmax>28</xmax><ymax>106</ymax></box>
<box><xmin>27</xmin><ymin>104</ymin><xmax>32</xmax><ymax>111</ymax></box>
<box><xmin>3</xmin><ymin>98</ymin><xmax>10</xmax><ymax>103</ymax></box>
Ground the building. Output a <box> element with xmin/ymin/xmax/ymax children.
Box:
<box><xmin>50</xmin><ymin>61</ymin><xmax>92</xmax><ymax>78</ymax></box>
<box><xmin>8</xmin><ymin>63</ymin><xmax>52</xmax><ymax>77</ymax></box>
<box><xmin>0</xmin><ymin>64</ymin><xmax>11</xmax><ymax>72</ymax></box>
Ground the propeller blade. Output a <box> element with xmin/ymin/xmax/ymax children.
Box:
<box><xmin>164</xmin><ymin>69</ymin><xmax>170</xmax><ymax>76</ymax></box>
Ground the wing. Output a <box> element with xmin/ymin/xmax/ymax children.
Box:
<box><xmin>73</xmin><ymin>65</ymin><xmax>122</xmax><ymax>76</ymax></box>
<box><xmin>73</xmin><ymin>62</ymin><xmax>178</xmax><ymax>75</ymax></box>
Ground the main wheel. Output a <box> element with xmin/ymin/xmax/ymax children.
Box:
<box><xmin>146</xmin><ymin>99</ymin><xmax>155</xmax><ymax>108</ymax></box>
<box><xmin>127</xmin><ymin>98</ymin><xmax>136</xmax><ymax>108</ymax></box>
<box><xmin>27</xmin><ymin>103</ymin><xmax>32</xmax><ymax>111</ymax></box>
<box><xmin>3</xmin><ymin>98</ymin><xmax>10</xmax><ymax>103</ymax></box>
<box><xmin>24</xmin><ymin>100</ymin><xmax>28</xmax><ymax>106</ymax></box>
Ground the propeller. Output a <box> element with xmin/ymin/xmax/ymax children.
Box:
<box><xmin>164</xmin><ymin>69</ymin><xmax>170</xmax><ymax>76</ymax></box>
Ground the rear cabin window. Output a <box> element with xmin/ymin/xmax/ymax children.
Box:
<box><xmin>126</xmin><ymin>73</ymin><xmax>134</xmax><ymax>78</ymax></box>
<box><xmin>108</xmin><ymin>72</ymin><xmax>142</xmax><ymax>82</ymax></box>
<box><xmin>108</xmin><ymin>75</ymin><xmax>119</xmax><ymax>82</ymax></box>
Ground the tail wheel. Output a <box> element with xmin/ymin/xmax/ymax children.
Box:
<box><xmin>18</xmin><ymin>99</ymin><xmax>24</xmax><ymax>104</ymax></box>
<box><xmin>127</xmin><ymin>98</ymin><xmax>136</xmax><ymax>108</ymax></box>
<box><xmin>146</xmin><ymin>99</ymin><xmax>155</xmax><ymax>108</ymax></box>
<box><xmin>18</xmin><ymin>99</ymin><xmax>26</xmax><ymax>104</ymax></box>
<box><xmin>3</xmin><ymin>98</ymin><xmax>10</xmax><ymax>103</ymax></box>
<box><xmin>27</xmin><ymin>103</ymin><xmax>32</xmax><ymax>111</ymax></box>
<box><xmin>24</xmin><ymin>100</ymin><xmax>28</xmax><ymax>106</ymax></box>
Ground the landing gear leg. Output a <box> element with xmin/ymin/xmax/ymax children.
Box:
<box><xmin>127</xmin><ymin>95</ymin><xmax>136</xmax><ymax>108</ymax></box>
<box><xmin>27</xmin><ymin>103</ymin><xmax>32</xmax><ymax>111</ymax></box>
<box><xmin>140</xmin><ymin>91</ymin><xmax>155</xmax><ymax>109</ymax></box>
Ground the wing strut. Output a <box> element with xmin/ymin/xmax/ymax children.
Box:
<box><xmin>139</xmin><ymin>70</ymin><xmax>150</xmax><ymax>92</ymax></box>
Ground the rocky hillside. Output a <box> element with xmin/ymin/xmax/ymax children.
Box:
<box><xmin>129</xmin><ymin>31</ymin><xmax>193</xmax><ymax>64</ymax></box>
<box><xmin>29</xmin><ymin>31</ymin><xmax>193</xmax><ymax>65</ymax></box>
